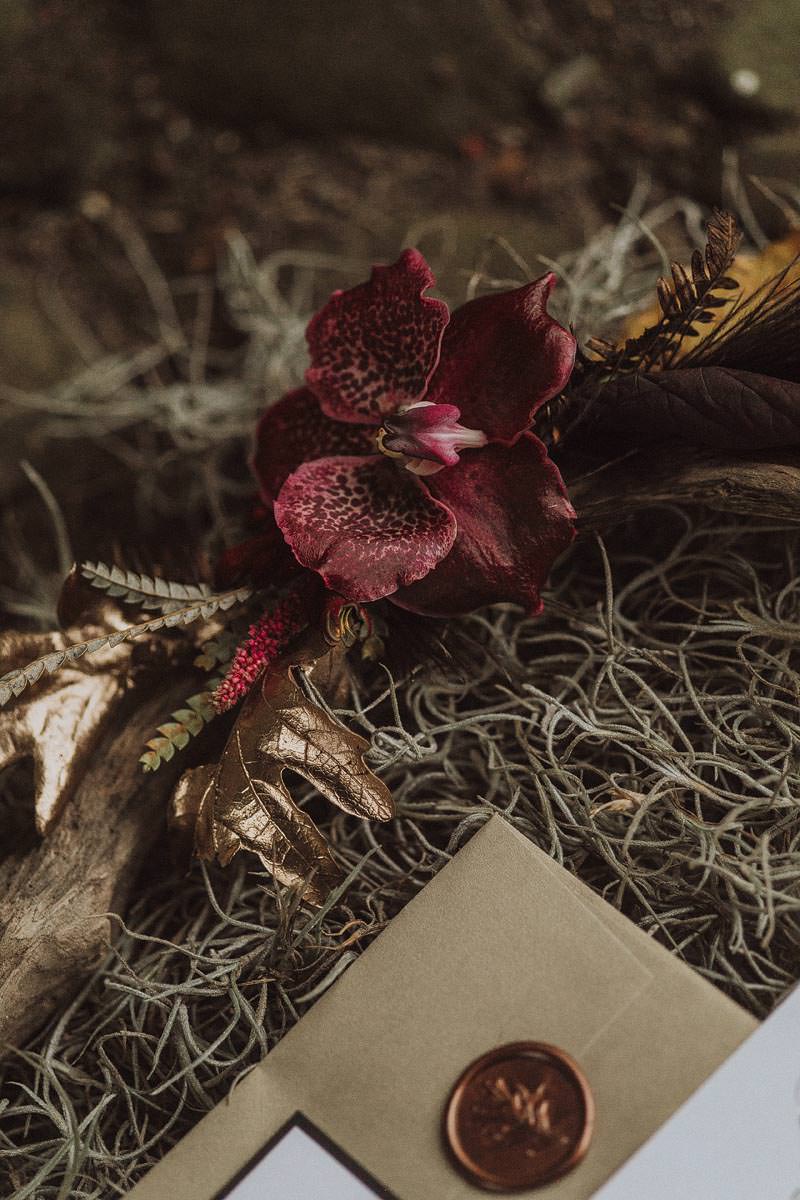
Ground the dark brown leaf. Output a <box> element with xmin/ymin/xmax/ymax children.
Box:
<box><xmin>591</xmin><ymin>366</ymin><xmax>800</xmax><ymax>451</ymax></box>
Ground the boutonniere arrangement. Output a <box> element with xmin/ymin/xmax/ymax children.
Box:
<box><xmin>3</xmin><ymin>207</ymin><xmax>800</xmax><ymax>926</ymax></box>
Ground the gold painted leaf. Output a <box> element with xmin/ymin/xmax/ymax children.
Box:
<box><xmin>171</xmin><ymin>619</ymin><xmax>394</xmax><ymax>906</ymax></box>
<box><xmin>0</xmin><ymin>627</ymin><xmax>130</xmax><ymax>835</ymax></box>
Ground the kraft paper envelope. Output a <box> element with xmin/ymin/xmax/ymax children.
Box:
<box><xmin>129</xmin><ymin>816</ymin><xmax>756</xmax><ymax>1199</ymax></box>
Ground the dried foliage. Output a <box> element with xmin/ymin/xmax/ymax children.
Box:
<box><xmin>682</xmin><ymin>256</ymin><xmax>800</xmax><ymax>381</ymax></box>
<box><xmin>584</xmin><ymin>207</ymin><xmax>742</xmax><ymax>374</ymax></box>
<box><xmin>656</xmin><ymin>210</ymin><xmax>740</xmax><ymax>316</ymax></box>
<box><xmin>559</xmin><ymin>205</ymin><xmax>800</xmax><ymax>474</ymax></box>
<box><xmin>135</xmin><ymin>633</ymin><xmax>242</xmax><ymax>769</ymax></box>
<box><xmin>194</xmin><ymin>631</ymin><xmax>240</xmax><ymax>673</ymax></box>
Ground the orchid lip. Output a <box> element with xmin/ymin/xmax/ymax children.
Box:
<box><xmin>377</xmin><ymin>400</ymin><xmax>487</xmax><ymax>473</ymax></box>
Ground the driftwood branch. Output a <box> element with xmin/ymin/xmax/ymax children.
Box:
<box><xmin>0</xmin><ymin>677</ymin><xmax>191</xmax><ymax>1057</ymax></box>
<box><xmin>567</xmin><ymin>447</ymin><xmax>800</xmax><ymax>529</ymax></box>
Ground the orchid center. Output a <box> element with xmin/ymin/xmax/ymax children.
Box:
<box><xmin>376</xmin><ymin>401</ymin><xmax>487</xmax><ymax>476</ymax></box>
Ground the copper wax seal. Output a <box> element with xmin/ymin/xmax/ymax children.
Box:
<box><xmin>443</xmin><ymin>1041</ymin><xmax>594</xmax><ymax>1192</ymax></box>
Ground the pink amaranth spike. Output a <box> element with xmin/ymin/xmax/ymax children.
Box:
<box><xmin>213</xmin><ymin>598</ymin><xmax>307</xmax><ymax>711</ymax></box>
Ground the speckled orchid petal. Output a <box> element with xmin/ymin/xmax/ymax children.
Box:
<box><xmin>425</xmin><ymin>272</ymin><xmax>576</xmax><ymax>444</ymax></box>
<box><xmin>391</xmin><ymin>434</ymin><xmax>575</xmax><ymax>616</ymax></box>
<box><xmin>305</xmin><ymin>249</ymin><xmax>449</xmax><ymax>425</ymax></box>
<box><xmin>252</xmin><ymin>387</ymin><xmax>377</xmax><ymax>505</ymax></box>
<box><xmin>274</xmin><ymin>455</ymin><xmax>457</xmax><ymax>602</ymax></box>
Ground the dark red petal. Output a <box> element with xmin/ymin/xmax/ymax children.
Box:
<box><xmin>425</xmin><ymin>272</ymin><xmax>576</xmax><ymax>443</ymax></box>
<box><xmin>305</xmin><ymin>249</ymin><xmax>449</xmax><ymax>425</ymax></box>
<box><xmin>392</xmin><ymin>435</ymin><xmax>575</xmax><ymax>616</ymax></box>
<box><xmin>274</xmin><ymin>455</ymin><xmax>457</xmax><ymax>602</ymax></box>
<box><xmin>252</xmin><ymin>387</ymin><xmax>376</xmax><ymax>504</ymax></box>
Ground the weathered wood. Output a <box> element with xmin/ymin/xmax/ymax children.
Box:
<box><xmin>0</xmin><ymin>678</ymin><xmax>190</xmax><ymax>1057</ymax></box>
<box><xmin>568</xmin><ymin>447</ymin><xmax>800</xmax><ymax>529</ymax></box>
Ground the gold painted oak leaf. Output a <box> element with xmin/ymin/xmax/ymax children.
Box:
<box><xmin>169</xmin><ymin>620</ymin><xmax>393</xmax><ymax>905</ymax></box>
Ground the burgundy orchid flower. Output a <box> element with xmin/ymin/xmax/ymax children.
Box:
<box><xmin>250</xmin><ymin>250</ymin><xmax>577</xmax><ymax>618</ymax></box>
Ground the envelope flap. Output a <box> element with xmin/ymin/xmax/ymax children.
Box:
<box><xmin>129</xmin><ymin>817</ymin><xmax>754</xmax><ymax>1200</ymax></box>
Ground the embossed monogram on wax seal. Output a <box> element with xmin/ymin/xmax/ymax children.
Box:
<box><xmin>443</xmin><ymin>1042</ymin><xmax>594</xmax><ymax>1191</ymax></box>
<box><xmin>473</xmin><ymin>1073</ymin><xmax>571</xmax><ymax>1155</ymax></box>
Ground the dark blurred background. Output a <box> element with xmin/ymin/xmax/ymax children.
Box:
<box><xmin>0</xmin><ymin>0</ymin><xmax>798</xmax><ymax>604</ymax></box>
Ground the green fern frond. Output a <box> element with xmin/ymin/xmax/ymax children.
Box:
<box><xmin>194</xmin><ymin>630</ymin><xmax>239</xmax><ymax>673</ymax></box>
<box><xmin>81</xmin><ymin>560</ymin><xmax>214</xmax><ymax>611</ymax></box>
<box><xmin>0</xmin><ymin>586</ymin><xmax>252</xmax><ymax>707</ymax></box>
<box><xmin>139</xmin><ymin>685</ymin><xmax>219</xmax><ymax>772</ymax></box>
